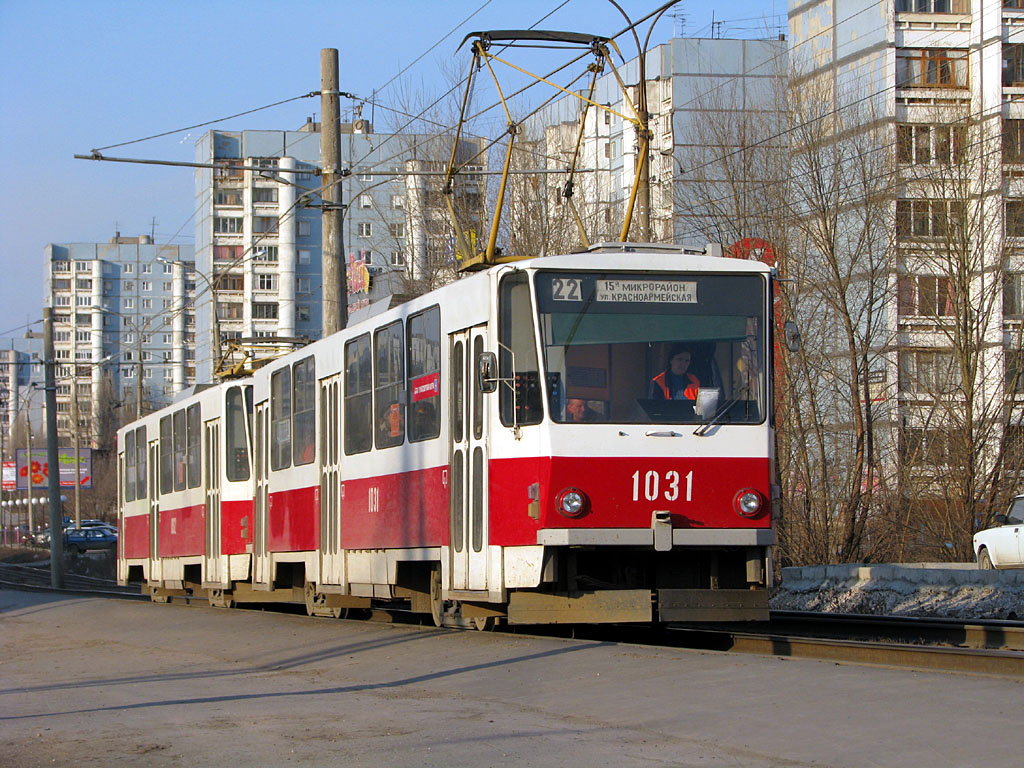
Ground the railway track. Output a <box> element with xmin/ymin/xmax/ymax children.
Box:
<box><xmin>3</xmin><ymin>568</ymin><xmax>1022</xmax><ymax>676</ymax></box>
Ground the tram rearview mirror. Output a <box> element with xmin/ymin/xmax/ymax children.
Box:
<box><xmin>783</xmin><ymin>321</ymin><xmax>801</xmax><ymax>353</ymax></box>
<box><xmin>478</xmin><ymin>351</ymin><xmax>498</xmax><ymax>393</ymax></box>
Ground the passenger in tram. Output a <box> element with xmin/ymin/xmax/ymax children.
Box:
<box><xmin>377</xmin><ymin>402</ymin><xmax>405</xmax><ymax>444</ymax></box>
<box><xmin>565</xmin><ymin>397</ymin><xmax>600</xmax><ymax>422</ymax></box>
<box><xmin>649</xmin><ymin>344</ymin><xmax>700</xmax><ymax>401</ymax></box>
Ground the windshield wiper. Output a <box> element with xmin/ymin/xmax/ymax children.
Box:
<box><xmin>693</xmin><ymin>397</ymin><xmax>741</xmax><ymax>437</ymax></box>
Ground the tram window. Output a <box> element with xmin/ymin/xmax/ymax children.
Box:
<box><xmin>320</xmin><ymin>384</ymin><xmax>329</xmax><ymax>467</ymax></box>
<box><xmin>374</xmin><ymin>320</ymin><xmax>405</xmax><ymax>449</ymax></box>
<box><xmin>124</xmin><ymin>429</ymin><xmax>136</xmax><ymax>503</ymax></box>
<box><xmin>330</xmin><ymin>381</ymin><xmax>339</xmax><ymax>465</ymax></box>
<box><xmin>407</xmin><ymin>306</ymin><xmax>441</xmax><ymax>442</ymax></box>
<box><xmin>160</xmin><ymin>416</ymin><xmax>173</xmax><ymax>494</ymax></box>
<box><xmin>173</xmin><ymin>409</ymin><xmax>186</xmax><ymax>491</ymax></box>
<box><xmin>135</xmin><ymin>425</ymin><xmax>147</xmax><ymax>499</ymax></box>
<box><xmin>451</xmin><ymin>450</ymin><xmax>464</xmax><ymax>553</ymax></box>
<box><xmin>498</xmin><ymin>272</ymin><xmax>543</xmax><ymax>426</ymax></box>
<box><xmin>225</xmin><ymin>387</ymin><xmax>250</xmax><ymax>482</ymax></box>
<box><xmin>186</xmin><ymin>404</ymin><xmax>201</xmax><ymax>488</ymax></box>
<box><xmin>271</xmin><ymin>367</ymin><xmax>292</xmax><ymax>471</ymax></box>
<box><xmin>345</xmin><ymin>334</ymin><xmax>372</xmax><ymax>454</ymax></box>
<box><xmin>471</xmin><ymin>446</ymin><xmax>484</xmax><ymax>552</ymax></box>
<box><xmin>293</xmin><ymin>357</ymin><xmax>316</xmax><ymax>465</ymax></box>
<box><xmin>473</xmin><ymin>336</ymin><xmax>484</xmax><ymax>440</ymax></box>
<box><xmin>452</xmin><ymin>341</ymin><xmax>464</xmax><ymax>443</ymax></box>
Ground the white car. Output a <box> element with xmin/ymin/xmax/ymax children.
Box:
<box><xmin>974</xmin><ymin>496</ymin><xmax>1024</xmax><ymax>569</ymax></box>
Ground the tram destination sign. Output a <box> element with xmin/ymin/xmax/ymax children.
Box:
<box><xmin>595</xmin><ymin>279</ymin><xmax>697</xmax><ymax>304</ymax></box>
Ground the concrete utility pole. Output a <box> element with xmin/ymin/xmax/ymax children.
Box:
<box><xmin>43</xmin><ymin>308</ymin><xmax>63</xmax><ymax>588</ymax></box>
<box><xmin>321</xmin><ymin>48</ymin><xmax>347</xmax><ymax>335</ymax></box>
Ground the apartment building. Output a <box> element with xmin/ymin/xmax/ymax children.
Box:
<box><xmin>0</xmin><ymin>337</ymin><xmax>44</xmax><ymax>456</ymax></box>
<box><xmin>193</xmin><ymin>122</ymin><xmax>486</xmax><ymax>382</ymax></box>
<box><xmin>519</xmin><ymin>36</ymin><xmax>787</xmax><ymax>250</ymax></box>
<box><xmin>44</xmin><ymin>236</ymin><xmax>195</xmax><ymax>447</ymax></box>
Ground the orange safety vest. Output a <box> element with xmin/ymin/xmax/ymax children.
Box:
<box><xmin>652</xmin><ymin>371</ymin><xmax>700</xmax><ymax>401</ymax></box>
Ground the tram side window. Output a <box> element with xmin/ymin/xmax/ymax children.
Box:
<box><xmin>498</xmin><ymin>272</ymin><xmax>543</xmax><ymax>426</ymax></box>
<box><xmin>160</xmin><ymin>416</ymin><xmax>173</xmax><ymax>494</ymax></box>
<box><xmin>375</xmin><ymin>320</ymin><xmax>405</xmax><ymax>449</ymax></box>
<box><xmin>135</xmin><ymin>425</ymin><xmax>147</xmax><ymax>499</ymax></box>
<box><xmin>124</xmin><ymin>430</ymin><xmax>136</xmax><ymax>503</ymax></box>
<box><xmin>407</xmin><ymin>306</ymin><xmax>441</xmax><ymax>442</ymax></box>
<box><xmin>225</xmin><ymin>386</ymin><xmax>250</xmax><ymax>481</ymax></box>
<box><xmin>293</xmin><ymin>356</ymin><xmax>316</xmax><ymax>465</ymax></box>
<box><xmin>271</xmin><ymin>367</ymin><xmax>292</xmax><ymax>471</ymax></box>
<box><xmin>173</xmin><ymin>409</ymin><xmax>187</xmax><ymax>491</ymax></box>
<box><xmin>344</xmin><ymin>334</ymin><xmax>372</xmax><ymax>454</ymax></box>
<box><xmin>186</xmin><ymin>403</ymin><xmax>201</xmax><ymax>488</ymax></box>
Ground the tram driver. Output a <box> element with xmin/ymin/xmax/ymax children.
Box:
<box><xmin>649</xmin><ymin>343</ymin><xmax>700</xmax><ymax>401</ymax></box>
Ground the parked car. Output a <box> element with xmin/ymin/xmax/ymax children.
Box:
<box><xmin>974</xmin><ymin>496</ymin><xmax>1024</xmax><ymax>569</ymax></box>
<box><xmin>64</xmin><ymin>526</ymin><xmax>117</xmax><ymax>555</ymax></box>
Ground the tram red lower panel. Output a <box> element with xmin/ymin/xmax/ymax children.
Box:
<box><xmin>221</xmin><ymin>499</ymin><xmax>254</xmax><ymax>555</ymax></box>
<box><xmin>159</xmin><ymin>504</ymin><xmax>205</xmax><ymax>557</ymax></box>
<box><xmin>488</xmin><ymin>456</ymin><xmax>772</xmax><ymax>546</ymax></box>
<box><xmin>122</xmin><ymin>514</ymin><xmax>150</xmax><ymax>559</ymax></box>
<box><xmin>341</xmin><ymin>466</ymin><xmax>448</xmax><ymax>549</ymax></box>
<box><xmin>267</xmin><ymin>486</ymin><xmax>318</xmax><ymax>552</ymax></box>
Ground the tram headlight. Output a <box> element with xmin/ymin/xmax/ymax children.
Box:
<box><xmin>556</xmin><ymin>487</ymin><xmax>589</xmax><ymax>519</ymax></box>
<box><xmin>733</xmin><ymin>489</ymin><xmax>764</xmax><ymax>518</ymax></box>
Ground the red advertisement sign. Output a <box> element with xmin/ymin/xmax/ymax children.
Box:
<box><xmin>411</xmin><ymin>372</ymin><xmax>440</xmax><ymax>402</ymax></box>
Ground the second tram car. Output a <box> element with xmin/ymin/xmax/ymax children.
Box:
<box><xmin>118</xmin><ymin>244</ymin><xmax>777</xmax><ymax>625</ymax></box>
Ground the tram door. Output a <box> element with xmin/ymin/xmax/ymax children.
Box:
<box><xmin>204</xmin><ymin>420</ymin><xmax>222</xmax><ymax>585</ymax></box>
<box><xmin>449</xmin><ymin>326</ymin><xmax>489</xmax><ymax>592</ymax></box>
<box><xmin>148</xmin><ymin>441</ymin><xmax>161</xmax><ymax>583</ymax></box>
<box><xmin>319</xmin><ymin>375</ymin><xmax>344</xmax><ymax>586</ymax></box>
<box><xmin>253</xmin><ymin>401</ymin><xmax>270</xmax><ymax>584</ymax></box>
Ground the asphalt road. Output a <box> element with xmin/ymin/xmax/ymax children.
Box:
<box><xmin>1</xmin><ymin>588</ymin><xmax>1021</xmax><ymax>767</ymax></box>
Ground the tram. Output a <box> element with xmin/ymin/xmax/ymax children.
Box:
<box><xmin>118</xmin><ymin>242</ymin><xmax>777</xmax><ymax>625</ymax></box>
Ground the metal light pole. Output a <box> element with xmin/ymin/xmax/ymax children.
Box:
<box><xmin>43</xmin><ymin>308</ymin><xmax>63</xmax><ymax>586</ymax></box>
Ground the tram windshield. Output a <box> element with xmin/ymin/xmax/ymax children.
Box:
<box><xmin>534</xmin><ymin>271</ymin><xmax>767</xmax><ymax>425</ymax></box>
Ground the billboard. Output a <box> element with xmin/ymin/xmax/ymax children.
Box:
<box><xmin>2</xmin><ymin>460</ymin><xmax>14</xmax><ymax>491</ymax></box>
<box><xmin>15</xmin><ymin>448</ymin><xmax>93</xmax><ymax>490</ymax></box>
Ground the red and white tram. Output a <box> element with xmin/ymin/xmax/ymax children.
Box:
<box><xmin>118</xmin><ymin>243</ymin><xmax>777</xmax><ymax>625</ymax></box>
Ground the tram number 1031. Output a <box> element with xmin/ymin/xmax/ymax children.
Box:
<box><xmin>632</xmin><ymin>470</ymin><xmax>693</xmax><ymax>503</ymax></box>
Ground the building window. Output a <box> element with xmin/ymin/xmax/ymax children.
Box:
<box><xmin>124</xmin><ymin>298</ymin><xmax>135</xmax><ymax>309</ymax></box>
<box><xmin>142</xmin><ymin>299</ymin><xmax>153</xmax><ymax>310</ymax></box>
<box><xmin>391</xmin><ymin>250</ymin><xmax>405</xmax><ymax>267</ymax></box>
<box><xmin>141</xmin><ymin>281</ymin><xmax>152</xmax><ymax>291</ymax></box>
<box><xmin>899</xmin><ymin>350</ymin><xmax>957</xmax><ymax>393</ymax></box>
<box><xmin>897</xmin><ymin>49</ymin><xmax>969</xmax><ymax>89</ymax></box>
<box><xmin>218</xmin><ymin>274</ymin><xmax>243</xmax><ymax>292</ymax></box>
<box><xmin>358</xmin><ymin>166</ymin><xmax>372</xmax><ymax>181</ymax></box>
<box><xmin>392</xmin><ymin>195</ymin><xmax>405</xmax><ymax>209</ymax></box>
<box><xmin>897</xmin><ymin>124</ymin><xmax>966</xmax><ymax>165</ymax></box>
<box><xmin>298</xmin><ymin>249</ymin><xmax>311</xmax><ymax>265</ymax></box>
<box><xmin>124</xmin><ymin>263</ymin><xmax>133</xmax><ymax>274</ymax></box>
<box><xmin>163</xmin><ymin>281</ymin><xmax>172</xmax><ymax>291</ymax></box>
<box><xmin>76</xmin><ymin>278</ymin><xmax>92</xmax><ymax>290</ymax></box>
<box><xmin>1007</xmin><ymin>348</ymin><xmax>1024</xmax><ymax>393</ymax></box>
<box><xmin>901</xmin><ymin>428</ymin><xmax>952</xmax><ymax>466</ymax></box>
<box><xmin>896</xmin><ymin>0</ymin><xmax>970</xmax><ymax>12</ymax></box>
<box><xmin>214</xmin><ymin>245</ymin><xmax>244</xmax><ymax>262</ymax></box>
<box><xmin>215</xmin><ymin>189</ymin><xmax>243</xmax><ymax>206</ymax></box>
<box><xmin>217</xmin><ymin>302</ymin><xmax>243</xmax><ymax>320</ymax></box>
<box><xmin>1007</xmin><ymin>273</ymin><xmax>1024</xmax><ymax>316</ymax></box>
<box><xmin>389</xmin><ymin>222</ymin><xmax>405</xmax><ymax>238</ymax></box>
<box><xmin>252</xmin><ymin>302</ymin><xmax>279</xmax><ymax>319</ymax></box>
<box><xmin>124</xmin><ymin>280</ymin><xmax>134</xmax><ymax>291</ymax></box>
<box><xmin>896</xmin><ymin>199</ymin><xmax>965</xmax><ymax>239</ymax></box>
<box><xmin>255</xmin><ymin>274</ymin><xmax>278</xmax><ymax>291</ymax></box>
<box><xmin>1008</xmin><ymin>201</ymin><xmax>1024</xmax><ymax>237</ymax></box>
<box><xmin>297</xmin><ymin>304</ymin><xmax>311</xmax><ymax>322</ymax></box>
<box><xmin>253</xmin><ymin>187</ymin><xmax>278</xmax><ymax>203</ymax></box>
<box><xmin>215</xmin><ymin>216</ymin><xmax>243</xmax><ymax>234</ymax></box>
<box><xmin>163</xmin><ymin>263</ymin><xmax>173</xmax><ymax>274</ymax></box>
<box><xmin>1005</xmin><ymin>44</ymin><xmax>1024</xmax><ymax>86</ymax></box>
<box><xmin>76</xmin><ymin>261</ymin><xmax>90</xmax><ymax>273</ymax></box>
<box><xmin>253</xmin><ymin>246</ymin><xmax>278</xmax><ymax>262</ymax></box>
<box><xmin>54</xmin><ymin>295</ymin><xmax>71</xmax><ymax>307</ymax></box>
<box><xmin>253</xmin><ymin>216</ymin><xmax>278</xmax><ymax>234</ymax></box>
<box><xmin>359</xmin><ymin>194</ymin><xmax>372</xmax><ymax>209</ymax></box>
<box><xmin>141</xmin><ymin>264</ymin><xmax>152</xmax><ymax>274</ymax></box>
<box><xmin>296</xmin><ymin>277</ymin><xmax>311</xmax><ymax>294</ymax></box>
<box><xmin>358</xmin><ymin>222</ymin><xmax>372</xmax><ymax>238</ymax></box>
<box><xmin>298</xmin><ymin>220</ymin><xmax>312</xmax><ymax>237</ymax></box>
<box><xmin>162</xmin><ymin>299</ymin><xmax>171</xmax><ymax>308</ymax></box>
<box><xmin>898</xmin><ymin>275</ymin><xmax>955</xmax><ymax>316</ymax></box>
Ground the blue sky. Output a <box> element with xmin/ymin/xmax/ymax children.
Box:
<box><xmin>0</xmin><ymin>0</ymin><xmax>783</xmax><ymax>337</ymax></box>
